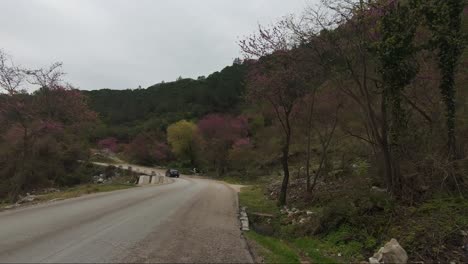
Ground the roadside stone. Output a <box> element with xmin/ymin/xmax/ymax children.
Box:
<box><xmin>4</xmin><ymin>204</ymin><xmax>17</xmax><ymax>209</ymax></box>
<box><xmin>239</xmin><ymin>207</ymin><xmax>250</xmax><ymax>231</ymax></box>
<box><xmin>17</xmin><ymin>194</ymin><xmax>37</xmax><ymax>204</ymax></box>
<box><xmin>138</xmin><ymin>175</ymin><xmax>151</xmax><ymax>185</ymax></box>
<box><xmin>369</xmin><ymin>239</ymin><xmax>407</xmax><ymax>264</ymax></box>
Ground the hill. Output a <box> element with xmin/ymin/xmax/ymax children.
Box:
<box><xmin>83</xmin><ymin>62</ymin><xmax>247</xmax><ymax>139</ymax></box>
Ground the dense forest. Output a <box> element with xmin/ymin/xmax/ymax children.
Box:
<box><xmin>1</xmin><ymin>0</ymin><xmax>468</xmax><ymax>262</ymax></box>
<box><xmin>84</xmin><ymin>62</ymin><xmax>247</xmax><ymax>141</ymax></box>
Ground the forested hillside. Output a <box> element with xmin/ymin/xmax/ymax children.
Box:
<box><xmin>84</xmin><ymin>62</ymin><xmax>247</xmax><ymax>140</ymax></box>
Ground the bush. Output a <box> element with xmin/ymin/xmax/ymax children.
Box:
<box><xmin>317</xmin><ymin>199</ymin><xmax>358</xmax><ymax>235</ymax></box>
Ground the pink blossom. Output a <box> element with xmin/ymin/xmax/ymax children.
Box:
<box><xmin>98</xmin><ymin>137</ymin><xmax>119</xmax><ymax>153</ymax></box>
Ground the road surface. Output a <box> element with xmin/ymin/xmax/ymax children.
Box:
<box><xmin>0</xmin><ymin>176</ymin><xmax>253</xmax><ymax>263</ymax></box>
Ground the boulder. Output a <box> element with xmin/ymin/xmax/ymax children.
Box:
<box><xmin>17</xmin><ymin>194</ymin><xmax>37</xmax><ymax>204</ymax></box>
<box><xmin>369</xmin><ymin>239</ymin><xmax>408</xmax><ymax>264</ymax></box>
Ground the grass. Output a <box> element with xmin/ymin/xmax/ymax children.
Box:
<box><xmin>35</xmin><ymin>184</ymin><xmax>135</xmax><ymax>202</ymax></box>
<box><xmin>293</xmin><ymin>238</ymin><xmax>339</xmax><ymax>264</ymax></box>
<box><xmin>245</xmin><ymin>231</ymin><xmax>300</xmax><ymax>263</ymax></box>
<box><xmin>0</xmin><ymin>183</ymin><xmax>135</xmax><ymax>210</ymax></box>
<box><xmin>239</xmin><ymin>185</ymin><xmax>340</xmax><ymax>263</ymax></box>
<box><xmin>218</xmin><ymin>175</ymin><xmax>253</xmax><ymax>185</ymax></box>
<box><xmin>239</xmin><ymin>185</ymin><xmax>279</xmax><ymax>215</ymax></box>
<box><xmin>89</xmin><ymin>154</ymin><xmax>122</xmax><ymax>164</ymax></box>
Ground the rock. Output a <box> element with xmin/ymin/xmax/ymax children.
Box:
<box><xmin>369</xmin><ymin>239</ymin><xmax>407</xmax><ymax>264</ymax></box>
<box><xmin>4</xmin><ymin>204</ymin><xmax>17</xmax><ymax>209</ymax></box>
<box><xmin>17</xmin><ymin>194</ymin><xmax>36</xmax><ymax>204</ymax></box>
<box><xmin>337</xmin><ymin>253</ymin><xmax>342</xmax><ymax>257</ymax></box>
<box><xmin>239</xmin><ymin>207</ymin><xmax>250</xmax><ymax>231</ymax></box>
<box><xmin>138</xmin><ymin>175</ymin><xmax>151</xmax><ymax>185</ymax></box>
<box><xmin>241</xmin><ymin>219</ymin><xmax>249</xmax><ymax>231</ymax></box>
<box><xmin>370</xmin><ymin>248</ymin><xmax>385</xmax><ymax>263</ymax></box>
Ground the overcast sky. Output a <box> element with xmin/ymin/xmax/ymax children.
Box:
<box><xmin>1</xmin><ymin>0</ymin><xmax>314</xmax><ymax>90</ymax></box>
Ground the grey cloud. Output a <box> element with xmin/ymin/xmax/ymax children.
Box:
<box><xmin>0</xmin><ymin>0</ymin><xmax>315</xmax><ymax>90</ymax></box>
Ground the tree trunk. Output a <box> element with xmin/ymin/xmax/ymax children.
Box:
<box><xmin>278</xmin><ymin>139</ymin><xmax>290</xmax><ymax>206</ymax></box>
<box><xmin>305</xmin><ymin>112</ymin><xmax>313</xmax><ymax>192</ymax></box>
<box><xmin>305</xmin><ymin>135</ymin><xmax>312</xmax><ymax>192</ymax></box>
<box><xmin>381</xmin><ymin>91</ymin><xmax>402</xmax><ymax>198</ymax></box>
<box><xmin>278</xmin><ymin>144</ymin><xmax>289</xmax><ymax>205</ymax></box>
<box><xmin>10</xmin><ymin>125</ymin><xmax>29</xmax><ymax>202</ymax></box>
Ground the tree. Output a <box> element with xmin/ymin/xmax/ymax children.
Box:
<box><xmin>289</xmin><ymin>0</ymin><xmax>415</xmax><ymax>197</ymax></box>
<box><xmin>0</xmin><ymin>50</ymin><xmax>25</xmax><ymax>95</ymax></box>
<box><xmin>419</xmin><ymin>0</ymin><xmax>466</xmax><ymax>159</ymax></box>
<box><xmin>0</xmin><ymin>51</ymin><xmax>97</xmax><ymax>200</ymax></box>
<box><xmin>98</xmin><ymin>137</ymin><xmax>119</xmax><ymax>153</ymax></box>
<box><xmin>167</xmin><ymin>120</ymin><xmax>197</xmax><ymax>166</ymax></box>
<box><xmin>125</xmin><ymin>133</ymin><xmax>170</xmax><ymax>165</ymax></box>
<box><xmin>233</xmin><ymin>57</ymin><xmax>243</xmax><ymax>65</ymax></box>
<box><xmin>197</xmin><ymin>114</ymin><xmax>248</xmax><ymax>176</ymax></box>
<box><xmin>299</xmin><ymin>88</ymin><xmax>342</xmax><ymax>194</ymax></box>
<box><xmin>228</xmin><ymin>138</ymin><xmax>256</xmax><ymax>176</ymax></box>
<box><xmin>372</xmin><ymin>0</ymin><xmax>419</xmax><ymax>195</ymax></box>
<box><xmin>241</xmin><ymin>23</ymin><xmax>313</xmax><ymax>205</ymax></box>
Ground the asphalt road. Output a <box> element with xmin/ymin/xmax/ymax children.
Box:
<box><xmin>0</xmin><ymin>176</ymin><xmax>253</xmax><ymax>263</ymax></box>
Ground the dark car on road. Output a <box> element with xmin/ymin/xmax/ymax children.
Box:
<box><xmin>166</xmin><ymin>169</ymin><xmax>180</xmax><ymax>178</ymax></box>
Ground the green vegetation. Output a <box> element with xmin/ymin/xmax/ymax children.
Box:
<box><xmin>239</xmin><ymin>178</ymin><xmax>468</xmax><ymax>263</ymax></box>
<box><xmin>245</xmin><ymin>231</ymin><xmax>300</xmax><ymax>264</ymax></box>
<box><xmin>292</xmin><ymin>238</ymin><xmax>340</xmax><ymax>264</ymax></box>
<box><xmin>84</xmin><ymin>62</ymin><xmax>247</xmax><ymax>141</ymax></box>
<box><xmin>167</xmin><ymin>120</ymin><xmax>197</xmax><ymax>166</ymax></box>
<box><xmin>239</xmin><ymin>185</ymin><xmax>278</xmax><ymax>215</ymax></box>
<box><xmin>0</xmin><ymin>183</ymin><xmax>135</xmax><ymax>210</ymax></box>
<box><xmin>36</xmin><ymin>184</ymin><xmax>135</xmax><ymax>202</ymax></box>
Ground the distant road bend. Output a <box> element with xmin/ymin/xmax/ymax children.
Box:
<box><xmin>0</xmin><ymin>172</ymin><xmax>253</xmax><ymax>263</ymax></box>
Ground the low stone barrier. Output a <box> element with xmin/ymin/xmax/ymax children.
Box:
<box><xmin>150</xmin><ymin>175</ymin><xmax>165</xmax><ymax>184</ymax></box>
<box><xmin>138</xmin><ymin>175</ymin><xmax>151</xmax><ymax>185</ymax></box>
